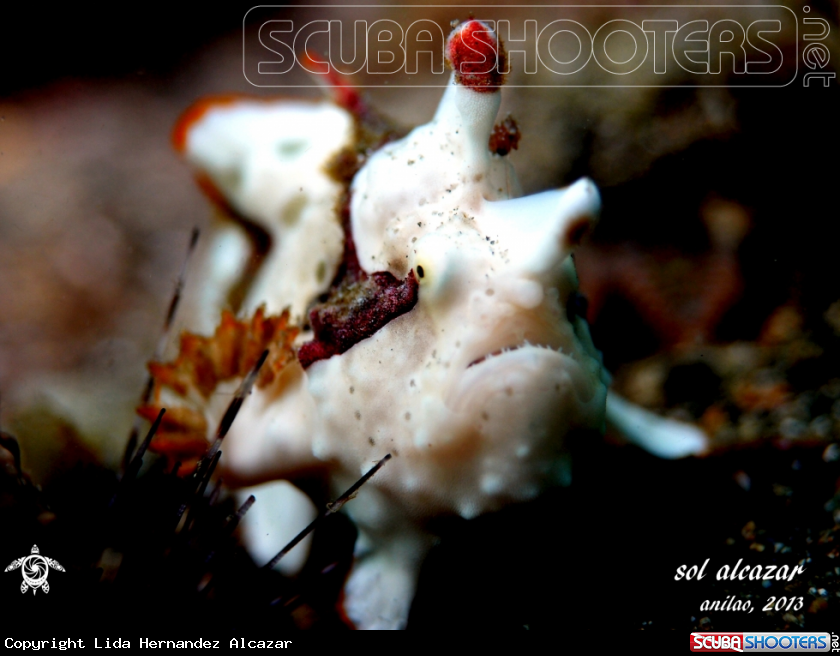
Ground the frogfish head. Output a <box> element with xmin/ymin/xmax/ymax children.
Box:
<box><xmin>305</xmin><ymin>20</ymin><xmax>609</xmax><ymax>521</ymax></box>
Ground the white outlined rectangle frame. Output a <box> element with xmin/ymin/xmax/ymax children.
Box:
<box><xmin>243</xmin><ymin>5</ymin><xmax>799</xmax><ymax>88</ymax></box>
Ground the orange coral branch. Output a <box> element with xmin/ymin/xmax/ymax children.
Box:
<box><xmin>138</xmin><ymin>306</ymin><xmax>299</xmax><ymax>468</ymax></box>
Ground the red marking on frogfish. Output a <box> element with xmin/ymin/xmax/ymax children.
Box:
<box><xmin>488</xmin><ymin>114</ymin><xmax>520</xmax><ymax>155</ymax></box>
<box><xmin>171</xmin><ymin>94</ymin><xmax>250</xmax><ymax>153</ymax></box>
<box><xmin>171</xmin><ymin>93</ymin><xmax>334</xmax><ymax>153</ymax></box>
<box><xmin>298</xmin><ymin>270</ymin><xmax>419</xmax><ymax>369</ymax></box>
<box><xmin>301</xmin><ymin>50</ymin><xmax>369</xmax><ymax>117</ymax></box>
<box><xmin>297</xmin><ymin>184</ymin><xmax>420</xmax><ymax>369</ymax></box>
<box><xmin>446</xmin><ymin>20</ymin><xmax>507</xmax><ymax>91</ymax></box>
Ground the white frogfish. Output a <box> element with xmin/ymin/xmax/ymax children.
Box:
<box><xmin>148</xmin><ymin>20</ymin><xmax>706</xmax><ymax>629</ymax></box>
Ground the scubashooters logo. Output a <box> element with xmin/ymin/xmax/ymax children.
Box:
<box><xmin>241</xmin><ymin>4</ymin><xmax>832</xmax><ymax>88</ymax></box>
<box><xmin>690</xmin><ymin>632</ymin><xmax>832</xmax><ymax>652</ymax></box>
<box><xmin>690</xmin><ymin>632</ymin><xmax>832</xmax><ymax>653</ymax></box>
<box><xmin>801</xmin><ymin>5</ymin><xmax>835</xmax><ymax>87</ymax></box>
<box><xmin>5</xmin><ymin>545</ymin><xmax>65</xmax><ymax>595</ymax></box>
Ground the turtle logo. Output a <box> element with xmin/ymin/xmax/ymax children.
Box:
<box><xmin>5</xmin><ymin>545</ymin><xmax>65</xmax><ymax>595</ymax></box>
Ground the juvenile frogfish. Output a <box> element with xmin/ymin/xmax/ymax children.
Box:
<box><xmin>147</xmin><ymin>19</ymin><xmax>706</xmax><ymax>629</ymax></box>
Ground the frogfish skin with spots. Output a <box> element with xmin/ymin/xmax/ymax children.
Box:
<box><xmin>143</xmin><ymin>20</ymin><xmax>708</xmax><ymax>629</ymax></box>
